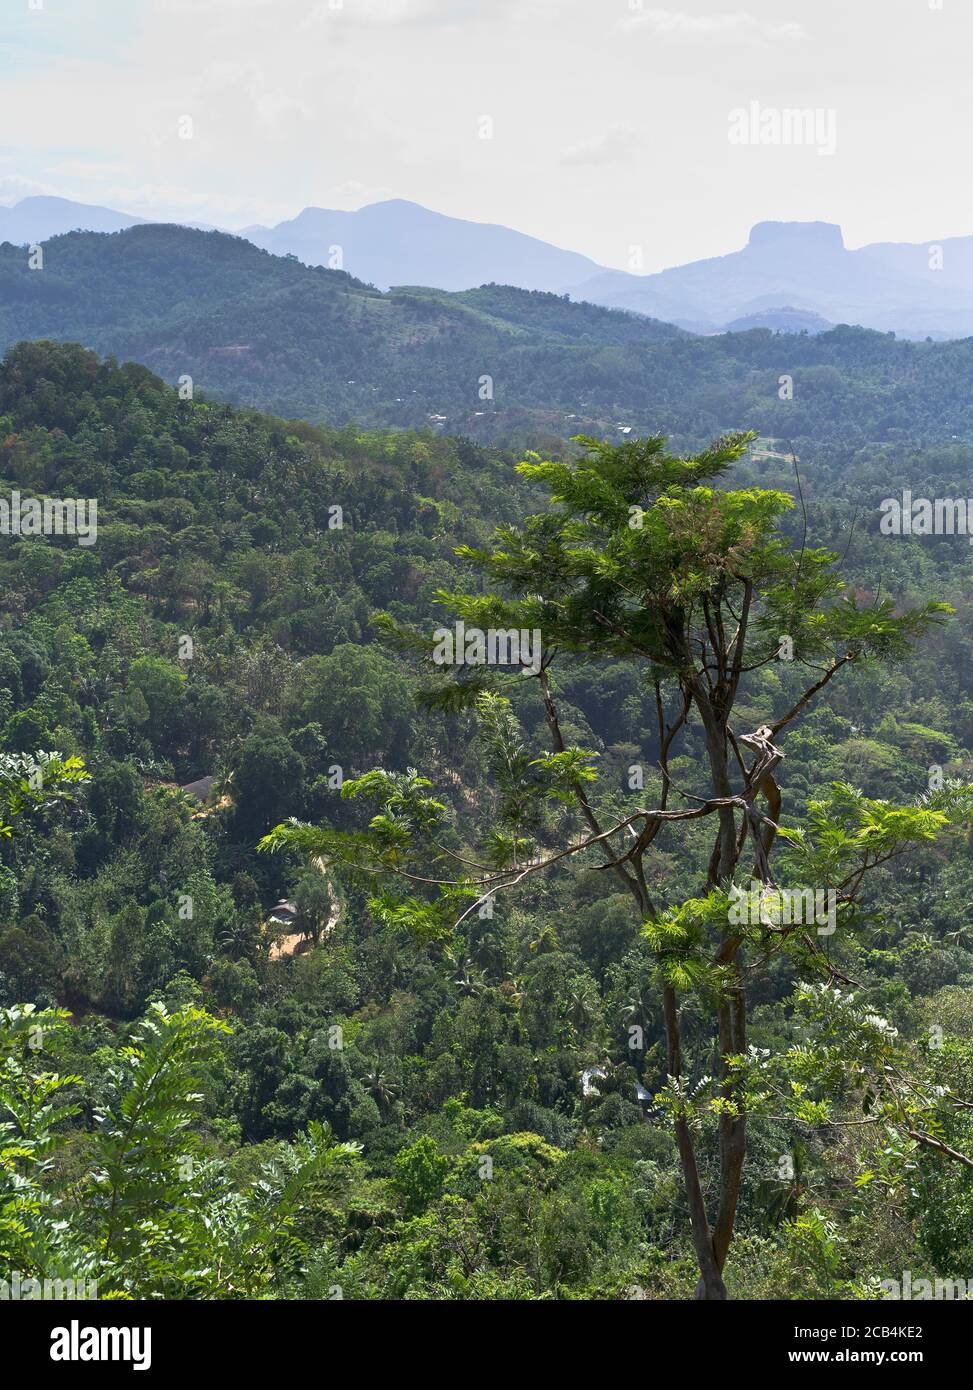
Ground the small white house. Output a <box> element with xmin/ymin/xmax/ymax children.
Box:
<box><xmin>268</xmin><ymin>900</ymin><xmax>298</xmax><ymax>926</ymax></box>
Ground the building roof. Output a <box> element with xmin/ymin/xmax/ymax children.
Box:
<box><xmin>180</xmin><ymin>774</ymin><xmax>215</xmax><ymax>803</ymax></box>
<box><xmin>268</xmin><ymin>900</ymin><xmax>298</xmax><ymax>921</ymax></box>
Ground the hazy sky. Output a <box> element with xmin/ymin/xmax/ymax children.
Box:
<box><xmin>2</xmin><ymin>0</ymin><xmax>971</xmax><ymax>272</ymax></box>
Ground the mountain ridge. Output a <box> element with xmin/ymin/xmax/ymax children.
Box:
<box><xmin>3</xmin><ymin>222</ymin><xmax>973</xmax><ymax>452</ymax></box>
<box><xmin>6</xmin><ymin>194</ymin><xmax>973</xmax><ymax>337</ymax></box>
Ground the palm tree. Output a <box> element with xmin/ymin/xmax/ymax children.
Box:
<box><xmin>619</xmin><ymin>986</ymin><xmax>655</xmax><ymax>1036</ymax></box>
<box><xmin>527</xmin><ymin>923</ymin><xmax>559</xmax><ymax>956</ymax></box>
<box><xmin>216</xmin><ymin>918</ymin><xmax>260</xmax><ymax>960</ymax></box>
<box><xmin>568</xmin><ymin>982</ymin><xmax>599</xmax><ymax>1040</ymax></box>
<box><xmin>362</xmin><ymin>1068</ymin><xmax>398</xmax><ymax>1120</ymax></box>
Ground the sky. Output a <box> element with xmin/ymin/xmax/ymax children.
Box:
<box><xmin>1</xmin><ymin>0</ymin><xmax>971</xmax><ymax>273</ymax></box>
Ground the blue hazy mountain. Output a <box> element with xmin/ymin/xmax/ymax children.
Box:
<box><xmin>0</xmin><ymin>195</ymin><xmax>603</xmax><ymax>294</ymax></box>
<box><xmin>723</xmin><ymin>306</ymin><xmax>834</xmax><ymax>335</ymax></box>
<box><xmin>240</xmin><ymin>198</ymin><xmax>604</xmax><ymax>293</ymax></box>
<box><xmin>0</xmin><ymin>196</ymin><xmax>145</xmax><ymax>243</ymax></box>
<box><xmin>570</xmin><ymin>221</ymin><xmax>973</xmax><ymax>339</ymax></box>
<box><xmin>0</xmin><ymin>196</ymin><xmax>224</xmax><ymax>245</ymax></box>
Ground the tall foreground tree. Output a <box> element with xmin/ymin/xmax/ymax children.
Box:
<box><xmin>264</xmin><ymin>433</ymin><xmax>969</xmax><ymax>1299</ymax></box>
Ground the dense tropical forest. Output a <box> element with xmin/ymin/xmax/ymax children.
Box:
<box><xmin>6</xmin><ymin>225</ymin><xmax>973</xmax><ymax>450</ymax></box>
<box><xmin>1</xmin><ymin>337</ymin><xmax>973</xmax><ymax>1302</ymax></box>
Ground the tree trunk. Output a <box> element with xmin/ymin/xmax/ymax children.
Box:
<box><xmin>691</xmin><ymin>680</ymin><xmax>738</xmax><ymax>886</ymax></box>
<box><xmin>663</xmin><ymin>984</ymin><xmax>728</xmax><ymax>1299</ymax></box>
<box><xmin>712</xmin><ymin>966</ymin><xmax>747</xmax><ymax>1272</ymax></box>
<box><xmin>685</xmin><ymin>679</ymin><xmax>750</xmax><ymax>1297</ymax></box>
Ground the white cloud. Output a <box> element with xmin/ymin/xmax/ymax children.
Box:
<box><xmin>561</xmin><ymin>124</ymin><xmax>639</xmax><ymax>168</ymax></box>
<box><xmin>300</xmin><ymin>0</ymin><xmax>560</xmax><ymax>30</ymax></box>
<box><xmin>47</xmin><ymin>161</ymin><xmax>129</xmax><ymax>181</ymax></box>
<box><xmin>0</xmin><ymin>174</ymin><xmax>58</xmax><ymax>207</ymax></box>
<box><xmin>158</xmin><ymin>0</ymin><xmax>485</xmax><ymax>18</ymax></box>
<box><xmin>621</xmin><ymin>9</ymin><xmax>806</xmax><ymax>43</ymax></box>
<box><xmin>2</xmin><ymin>0</ymin><xmax>971</xmax><ymax>273</ymax></box>
<box><xmin>305</xmin><ymin>0</ymin><xmax>481</xmax><ymax>28</ymax></box>
<box><xmin>320</xmin><ymin>179</ymin><xmax>398</xmax><ymax>207</ymax></box>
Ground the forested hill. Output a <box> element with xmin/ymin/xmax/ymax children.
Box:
<box><xmin>5</xmin><ymin>224</ymin><xmax>973</xmax><ymax>448</ymax></box>
<box><xmin>1</xmin><ymin>341</ymin><xmax>972</xmax><ymax>1300</ymax></box>
<box><xmin>0</xmin><ymin>224</ymin><xmax>676</xmax><ymax>440</ymax></box>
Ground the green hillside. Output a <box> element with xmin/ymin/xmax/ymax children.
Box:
<box><xmin>5</xmin><ymin>225</ymin><xmax>973</xmax><ymax>449</ymax></box>
<box><xmin>1</xmin><ymin>341</ymin><xmax>972</xmax><ymax>1301</ymax></box>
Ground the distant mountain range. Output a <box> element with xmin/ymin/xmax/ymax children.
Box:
<box><xmin>0</xmin><ymin>195</ymin><xmax>603</xmax><ymax>294</ymax></box>
<box><xmin>0</xmin><ymin>196</ymin><xmax>145</xmax><ymax>241</ymax></box>
<box><xmin>241</xmin><ymin>199</ymin><xmax>603</xmax><ymax>294</ymax></box>
<box><xmin>0</xmin><ymin>195</ymin><xmax>216</xmax><ymax>245</ymax></box>
<box><xmin>4</xmin><ymin>195</ymin><xmax>973</xmax><ymax>339</ymax></box>
<box><xmin>571</xmin><ymin>221</ymin><xmax>973</xmax><ymax>340</ymax></box>
<box><xmin>4</xmin><ymin>194</ymin><xmax>973</xmax><ymax>339</ymax></box>
<box><xmin>3</xmin><ymin>221</ymin><xmax>973</xmax><ymax>451</ymax></box>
